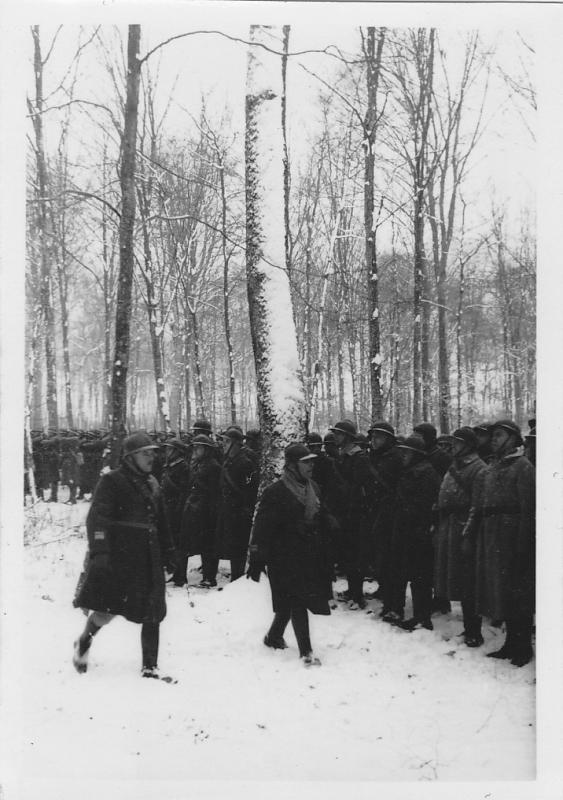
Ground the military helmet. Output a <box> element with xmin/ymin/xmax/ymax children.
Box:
<box><xmin>492</xmin><ymin>419</ymin><xmax>524</xmax><ymax>446</ymax></box>
<box><xmin>192</xmin><ymin>418</ymin><xmax>212</xmax><ymax>434</ymax></box>
<box><xmin>367</xmin><ymin>421</ymin><xmax>395</xmax><ymax>438</ymax></box>
<box><xmin>220</xmin><ymin>426</ymin><xmax>244</xmax><ymax>442</ymax></box>
<box><xmin>306</xmin><ymin>431</ymin><xmax>323</xmax><ymax>445</ymax></box>
<box><xmin>451</xmin><ymin>427</ymin><xmax>478</xmax><ymax>450</ymax></box>
<box><xmin>285</xmin><ymin>443</ymin><xmax>317</xmax><ymax>462</ymax></box>
<box><xmin>192</xmin><ymin>434</ymin><xmax>215</xmax><ymax>448</ymax></box>
<box><xmin>329</xmin><ymin>419</ymin><xmax>357</xmax><ymax>437</ymax></box>
<box><xmin>396</xmin><ymin>434</ymin><xmax>426</xmax><ymax>455</ymax></box>
<box><xmin>123</xmin><ymin>432</ymin><xmax>160</xmax><ymax>456</ymax></box>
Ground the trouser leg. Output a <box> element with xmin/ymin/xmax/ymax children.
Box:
<box><xmin>172</xmin><ymin>553</ymin><xmax>188</xmax><ymax>585</ymax></box>
<box><xmin>50</xmin><ymin>481</ymin><xmax>58</xmax><ymax>502</ymax></box>
<box><xmin>201</xmin><ymin>553</ymin><xmax>219</xmax><ymax>583</ymax></box>
<box><xmin>230</xmin><ymin>555</ymin><xmax>246</xmax><ymax>582</ymax></box>
<box><xmin>411</xmin><ymin>576</ymin><xmax>432</xmax><ymax>622</ymax></box>
<box><xmin>347</xmin><ymin>568</ymin><xmax>363</xmax><ymax>604</ymax></box>
<box><xmin>461</xmin><ymin>598</ymin><xmax>482</xmax><ymax>638</ymax></box>
<box><xmin>141</xmin><ymin>621</ymin><xmax>160</xmax><ymax>670</ymax></box>
<box><xmin>68</xmin><ymin>482</ymin><xmax>77</xmax><ymax>504</ymax></box>
<box><xmin>267</xmin><ymin>608</ymin><xmax>291</xmax><ymax>641</ymax></box>
<box><xmin>78</xmin><ymin>611</ymin><xmax>114</xmax><ymax>655</ymax></box>
<box><xmin>291</xmin><ymin>607</ymin><xmax>312</xmax><ymax>657</ymax></box>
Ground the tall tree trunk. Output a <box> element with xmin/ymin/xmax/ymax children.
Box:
<box><xmin>245</xmin><ymin>24</ymin><xmax>307</xmax><ymax>485</ymax></box>
<box><xmin>363</xmin><ymin>27</ymin><xmax>385</xmax><ymax>422</ymax></box>
<box><xmin>30</xmin><ymin>26</ymin><xmax>59</xmax><ymax>431</ymax></box>
<box><xmin>218</xmin><ymin>152</ymin><xmax>237</xmax><ymax>423</ymax></box>
<box><xmin>110</xmin><ymin>24</ymin><xmax>141</xmax><ymax>459</ymax></box>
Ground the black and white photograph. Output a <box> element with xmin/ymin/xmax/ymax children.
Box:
<box><xmin>1</xmin><ymin>1</ymin><xmax>562</xmax><ymax>799</ymax></box>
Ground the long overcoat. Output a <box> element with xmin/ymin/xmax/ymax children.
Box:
<box><xmin>369</xmin><ymin>444</ymin><xmax>403</xmax><ymax>576</ymax></box>
<box><xmin>73</xmin><ymin>461</ymin><xmax>173</xmax><ymax>624</ymax></box>
<box><xmin>179</xmin><ymin>455</ymin><xmax>221</xmax><ymax>557</ymax></box>
<box><xmin>434</xmin><ymin>453</ymin><xmax>487</xmax><ymax>599</ymax></box>
<box><xmin>161</xmin><ymin>457</ymin><xmax>191</xmax><ymax>549</ymax></box>
<box><xmin>250</xmin><ymin>479</ymin><xmax>333</xmax><ymax>615</ymax></box>
<box><xmin>391</xmin><ymin>458</ymin><xmax>441</xmax><ymax>580</ymax></box>
<box><xmin>335</xmin><ymin>446</ymin><xmax>378</xmax><ymax>570</ymax></box>
<box><xmin>475</xmin><ymin>452</ymin><xmax>535</xmax><ymax>620</ymax></box>
<box><xmin>215</xmin><ymin>448</ymin><xmax>257</xmax><ymax>560</ymax></box>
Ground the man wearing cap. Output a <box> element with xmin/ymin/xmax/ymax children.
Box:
<box><xmin>72</xmin><ymin>432</ymin><xmax>176</xmax><ymax>680</ymax></box>
<box><xmin>214</xmin><ymin>426</ymin><xmax>258</xmax><ymax>582</ymax></box>
<box><xmin>434</xmin><ymin>427</ymin><xmax>488</xmax><ymax>646</ymax></box>
<box><xmin>247</xmin><ymin>443</ymin><xmax>333</xmax><ymax>667</ymax></box>
<box><xmin>306</xmin><ymin>432</ymin><xmax>345</xmax><ymax>518</ymax></box>
<box><xmin>367</xmin><ymin>422</ymin><xmax>403</xmax><ymax>612</ymax></box>
<box><xmin>161</xmin><ymin>438</ymin><xmax>193</xmax><ymax>552</ymax></box>
<box><xmin>174</xmin><ymin>434</ymin><xmax>221</xmax><ymax>588</ymax></box>
<box><xmin>329</xmin><ymin>419</ymin><xmax>378</xmax><ymax>609</ymax></box>
<box><xmin>385</xmin><ymin>434</ymin><xmax>441</xmax><ymax>630</ymax></box>
<box><xmin>476</xmin><ymin>420</ymin><xmax>535</xmax><ymax>666</ymax></box>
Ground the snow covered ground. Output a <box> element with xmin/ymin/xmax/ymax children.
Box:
<box><xmin>6</xmin><ymin>497</ymin><xmax>541</xmax><ymax>798</ymax></box>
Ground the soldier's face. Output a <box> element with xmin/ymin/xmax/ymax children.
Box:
<box><xmin>452</xmin><ymin>439</ymin><xmax>467</xmax><ymax>457</ymax></box>
<box><xmin>297</xmin><ymin>460</ymin><xmax>315</xmax><ymax>480</ymax></box>
<box><xmin>193</xmin><ymin>445</ymin><xmax>206</xmax><ymax>461</ymax></box>
<box><xmin>370</xmin><ymin>432</ymin><xmax>388</xmax><ymax>451</ymax></box>
<box><xmin>399</xmin><ymin>449</ymin><xmax>413</xmax><ymax>467</ymax></box>
<box><xmin>491</xmin><ymin>428</ymin><xmax>511</xmax><ymax>453</ymax></box>
<box><xmin>132</xmin><ymin>449</ymin><xmax>155</xmax><ymax>473</ymax></box>
<box><xmin>334</xmin><ymin>432</ymin><xmax>346</xmax><ymax>448</ymax></box>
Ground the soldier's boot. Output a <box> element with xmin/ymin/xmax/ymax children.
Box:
<box><xmin>72</xmin><ymin>615</ymin><xmax>102</xmax><ymax>673</ymax></box>
<box><xmin>509</xmin><ymin>617</ymin><xmax>534</xmax><ymax>667</ymax></box>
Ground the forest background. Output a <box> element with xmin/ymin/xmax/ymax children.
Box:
<box><xmin>20</xmin><ymin>11</ymin><xmax>536</xmax><ymax>442</ymax></box>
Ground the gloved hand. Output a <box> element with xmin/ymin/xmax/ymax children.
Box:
<box><xmin>246</xmin><ymin>559</ymin><xmax>266</xmax><ymax>582</ymax></box>
<box><xmin>91</xmin><ymin>552</ymin><xmax>110</xmax><ymax>570</ymax></box>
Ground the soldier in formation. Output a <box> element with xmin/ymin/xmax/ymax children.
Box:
<box><xmin>65</xmin><ymin>408</ymin><xmax>534</xmax><ymax>673</ymax></box>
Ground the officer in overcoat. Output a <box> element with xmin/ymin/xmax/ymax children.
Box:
<box><xmin>476</xmin><ymin>420</ymin><xmax>535</xmax><ymax>666</ymax></box>
<box><xmin>173</xmin><ymin>434</ymin><xmax>221</xmax><ymax>588</ymax></box>
<box><xmin>434</xmin><ymin>427</ymin><xmax>488</xmax><ymax>646</ymax></box>
<box><xmin>330</xmin><ymin>419</ymin><xmax>377</xmax><ymax>609</ymax></box>
<box><xmin>384</xmin><ymin>435</ymin><xmax>441</xmax><ymax>630</ymax></box>
<box><xmin>161</xmin><ymin>438</ymin><xmax>192</xmax><ymax>550</ymax></box>
<box><xmin>367</xmin><ymin>422</ymin><xmax>402</xmax><ymax>613</ymax></box>
<box><xmin>215</xmin><ymin>426</ymin><xmax>258</xmax><ymax>582</ymax></box>
<box><xmin>72</xmin><ymin>432</ymin><xmax>176</xmax><ymax>680</ymax></box>
<box><xmin>247</xmin><ymin>443</ymin><xmax>334</xmax><ymax>666</ymax></box>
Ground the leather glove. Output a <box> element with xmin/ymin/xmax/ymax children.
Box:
<box><xmin>246</xmin><ymin>559</ymin><xmax>265</xmax><ymax>583</ymax></box>
<box><xmin>92</xmin><ymin>552</ymin><xmax>110</xmax><ymax>570</ymax></box>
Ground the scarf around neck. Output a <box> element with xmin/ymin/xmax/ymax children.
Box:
<box><xmin>281</xmin><ymin>466</ymin><xmax>320</xmax><ymax>522</ymax></box>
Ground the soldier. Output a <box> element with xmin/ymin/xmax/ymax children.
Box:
<box><xmin>476</xmin><ymin>420</ymin><xmax>535</xmax><ymax>666</ymax></box>
<box><xmin>385</xmin><ymin>435</ymin><xmax>441</xmax><ymax>630</ymax></box>
<box><xmin>367</xmin><ymin>422</ymin><xmax>403</xmax><ymax>613</ymax></box>
<box><xmin>247</xmin><ymin>443</ymin><xmax>334</xmax><ymax>667</ymax></box>
<box><xmin>524</xmin><ymin>427</ymin><xmax>536</xmax><ymax>467</ymax></box>
<box><xmin>41</xmin><ymin>431</ymin><xmax>61</xmax><ymax>502</ymax></box>
<box><xmin>59</xmin><ymin>433</ymin><xmax>81</xmax><ymax>504</ymax></box>
<box><xmin>306</xmin><ymin>432</ymin><xmax>345</xmax><ymax>517</ymax></box>
<box><xmin>434</xmin><ymin>427</ymin><xmax>488</xmax><ymax>646</ymax></box>
<box><xmin>323</xmin><ymin>431</ymin><xmax>339</xmax><ymax>460</ymax></box>
<box><xmin>436</xmin><ymin>434</ymin><xmax>454</xmax><ymax>458</ymax></box>
<box><xmin>243</xmin><ymin>428</ymin><xmax>262</xmax><ymax>463</ymax></box>
<box><xmin>329</xmin><ymin>419</ymin><xmax>377</xmax><ymax>609</ymax></box>
<box><xmin>473</xmin><ymin>423</ymin><xmax>495</xmax><ymax>464</ymax></box>
<box><xmin>215</xmin><ymin>426</ymin><xmax>258</xmax><ymax>582</ymax></box>
<box><xmin>413</xmin><ymin>422</ymin><xmax>452</xmax><ymax>477</ymax></box>
<box><xmin>72</xmin><ymin>432</ymin><xmax>176</xmax><ymax>681</ymax></box>
<box><xmin>173</xmin><ymin>434</ymin><xmax>221</xmax><ymax>588</ymax></box>
<box><xmin>160</xmin><ymin>438</ymin><xmax>192</xmax><ymax>552</ymax></box>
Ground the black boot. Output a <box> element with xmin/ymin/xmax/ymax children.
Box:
<box><xmin>73</xmin><ymin>615</ymin><xmax>102</xmax><ymax>673</ymax></box>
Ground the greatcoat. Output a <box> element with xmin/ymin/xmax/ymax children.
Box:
<box><xmin>73</xmin><ymin>461</ymin><xmax>174</xmax><ymax>624</ymax></box>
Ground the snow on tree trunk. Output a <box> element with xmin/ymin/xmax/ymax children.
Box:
<box><xmin>218</xmin><ymin>151</ymin><xmax>237</xmax><ymax>424</ymax></box>
<box><xmin>30</xmin><ymin>26</ymin><xmax>59</xmax><ymax>432</ymax></box>
<box><xmin>245</xmin><ymin>24</ymin><xmax>307</xmax><ymax>485</ymax></box>
<box><xmin>363</xmin><ymin>26</ymin><xmax>385</xmax><ymax>423</ymax></box>
<box><xmin>110</xmin><ymin>24</ymin><xmax>141</xmax><ymax>460</ymax></box>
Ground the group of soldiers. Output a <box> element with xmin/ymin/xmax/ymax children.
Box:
<box><xmin>42</xmin><ymin>413</ymin><xmax>535</xmax><ymax>676</ymax></box>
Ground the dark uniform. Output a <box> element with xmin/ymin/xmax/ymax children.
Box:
<box><xmin>59</xmin><ymin>435</ymin><xmax>80</xmax><ymax>503</ymax></box>
<box><xmin>160</xmin><ymin>439</ymin><xmax>192</xmax><ymax>550</ymax></box>
<box><xmin>387</xmin><ymin>436</ymin><xmax>441</xmax><ymax>628</ymax></box>
<box><xmin>476</xmin><ymin>421</ymin><xmax>535</xmax><ymax>666</ymax></box>
<box><xmin>215</xmin><ymin>441</ymin><xmax>257</xmax><ymax>581</ymax></box>
<box><xmin>434</xmin><ymin>429</ymin><xmax>488</xmax><ymax>645</ymax></box>
<box><xmin>72</xmin><ymin>432</ymin><xmax>175</xmax><ymax>678</ymax></box>
<box><xmin>174</xmin><ymin>436</ymin><xmax>221</xmax><ymax>587</ymax></box>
